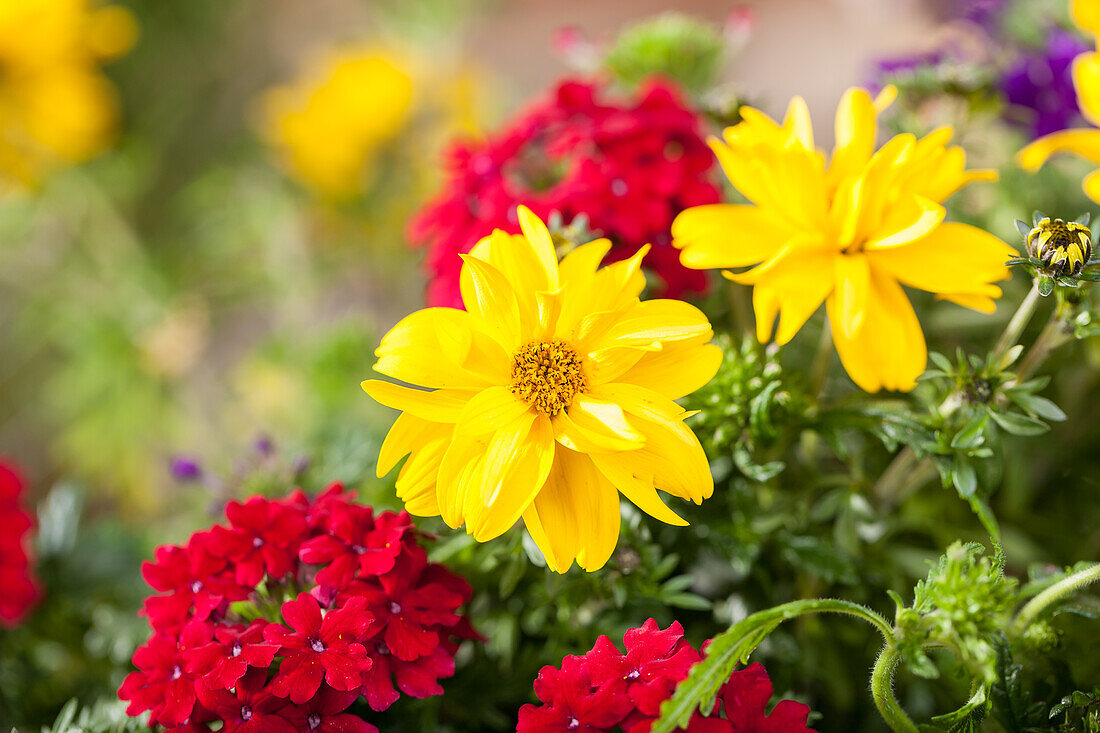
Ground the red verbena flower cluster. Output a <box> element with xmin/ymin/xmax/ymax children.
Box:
<box><xmin>119</xmin><ymin>485</ymin><xmax>477</xmax><ymax>731</ymax></box>
<box><xmin>408</xmin><ymin>77</ymin><xmax>721</xmax><ymax>308</ymax></box>
<box><xmin>0</xmin><ymin>460</ymin><xmax>40</xmax><ymax>627</ymax></box>
<box><xmin>516</xmin><ymin>619</ymin><xmax>814</xmax><ymax>733</ymax></box>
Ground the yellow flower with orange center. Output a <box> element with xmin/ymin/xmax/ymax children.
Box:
<box><xmin>1019</xmin><ymin>0</ymin><xmax>1100</xmax><ymax>201</ymax></box>
<box><xmin>672</xmin><ymin>86</ymin><xmax>1014</xmax><ymax>392</ymax></box>
<box><xmin>363</xmin><ymin>207</ymin><xmax>721</xmax><ymax>573</ymax></box>
<box><xmin>261</xmin><ymin>47</ymin><xmax>413</xmax><ymax>199</ymax></box>
<box><xmin>0</xmin><ymin>0</ymin><xmax>136</xmax><ymax>187</ymax></box>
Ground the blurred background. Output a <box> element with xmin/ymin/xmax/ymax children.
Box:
<box><xmin>3</xmin><ymin>0</ymin><xmax>1099</xmax><ymax>730</ymax></box>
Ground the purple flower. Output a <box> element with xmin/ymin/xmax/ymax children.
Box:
<box><xmin>169</xmin><ymin>456</ymin><xmax>203</xmax><ymax>481</ymax></box>
<box><xmin>1002</xmin><ymin>30</ymin><xmax>1089</xmax><ymax>137</ymax></box>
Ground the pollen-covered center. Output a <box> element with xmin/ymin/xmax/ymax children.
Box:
<box><xmin>510</xmin><ymin>339</ymin><xmax>587</xmax><ymax>415</ymax></box>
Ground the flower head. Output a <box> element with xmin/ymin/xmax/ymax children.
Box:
<box><xmin>261</xmin><ymin>48</ymin><xmax>413</xmax><ymax>199</ymax></box>
<box><xmin>517</xmin><ymin>620</ymin><xmax>813</xmax><ymax>733</ymax></box>
<box><xmin>409</xmin><ymin>78</ymin><xmax>721</xmax><ymax>307</ymax></box>
<box><xmin>121</xmin><ymin>486</ymin><xmax>476</xmax><ymax>729</ymax></box>
<box><xmin>1019</xmin><ymin>0</ymin><xmax>1100</xmax><ymax>201</ymax></box>
<box><xmin>0</xmin><ymin>0</ymin><xmax>136</xmax><ymax>187</ymax></box>
<box><xmin>365</xmin><ymin>207</ymin><xmax>720</xmax><ymax>572</ymax></box>
<box><xmin>673</xmin><ymin>86</ymin><xmax>1013</xmax><ymax>392</ymax></box>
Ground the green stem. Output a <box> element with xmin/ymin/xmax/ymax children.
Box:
<box><xmin>871</xmin><ymin>644</ymin><xmax>920</xmax><ymax>733</ymax></box>
<box><xmin>873</xmin><ymin>448</ymin><xmax>939</xmax><ymax>508</ymax></box>
<box><xmin>1013</xmin><ymin>311</ymin><xmax>1074</xmax><ymax>384</ymax></box>
<box><xmin>992</xmin><ymin>282</ymin><xmax>1042</xmax><ymax>362</ymax></box>
<box><xmin>1012</xmin><ymin>563</ymin><xmax>1100</xmax><ymax>635</ymax></box>
<box><xmin>809</xmin><ymin>320</ymin><xmax>834</xmax><ymax>401</ymax></box>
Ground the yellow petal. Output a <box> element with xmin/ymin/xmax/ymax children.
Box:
<box><xmin>935</xmin><ymin>292</ymin><xmax>999</xmax><ymax>313</ymax></box>
<box><xmin>466</xmin><ymin>413</ymin><xmax>554</xmax><ymax>542</ymax></box>
<box><xmin>377</xmin><ymin>411</ymin><xmax>439</xmax><ymax>476</ymax></box>
<box><xmin>552</xmin><ymin>400</ymin><xmax>645</xmax><ymax>453</ymax></box>
<box><xmin>868</xmin><ymin>222</ymin><xmax>1012</xmax><ymax>297</ymax></box>
<box><xmin>833</xmin><ymin>254</ymin><xmax>870</xmax><ymax>340</ymax></box>
<box><xmin>782</xmin><ymin>95</ymin><xmax>815</xmax><ymax>150</ymax></box>
<box><xmin>829</xmin><ymin>87</ymin><xmax>877</xmax><ymax>183</ymax></box>
<box><xmin>435</xmin><ymin>431</ymin><xmax>486</xmax><ymax>529</ymax></box>
<box><xmin>468</xmin><ymin>229</ymin><xmax>555</xmax><ymax>300</ymax></box>
<box><xmin>394</xmin><ymin>427</ymin><xmax>452</xmax><ymax>517</ymax></box>
<box><xmin>671</xmin><ymin>204</ymin><xmax>792</xmax><ymax>269</ymax></box>
<box><xmin>863</xmin><ymin>196</ymin><xmax>945</xmax><ymax>250</ymax></box>
<box><xmin>1018</xmin><ymin>128</ymin><xmax>1100</xmax><ymax>170</ymax></box>
<box><xmin>374</xmin><ymin>307</ymin><xmax>502</xmax><ymax>389</ymax></box>
<box><xmin>1084</xmin><ymin>168</ymin><xmax>1100</xmax><ymax>203</ymax></box>
<box><xmin>516</xmin><ymin>205</ymin><xmax>561</xmax><ymax>290</ymax></box>
<box><xmin>581</xmin><ymin>299</ymin><xmax>713</xmax><ymax>353</ymax></box>
<box><xmin>454</xmin><ymin>385</ymin><xmax>533</xmax><ymax>436</ymax></box>
<box><xmin>522</xmin><ymin>449</ymin><xmax>621</xmax><ymax>573</ymax></box>
<box><xmin>459</xmin><ymin>254</ymin><xmax>524</xmax><ymax>350</ymax></box>
<box><xmin>593</xmin><ymin>383</ymin><xmax>713</xmax><ymax>503</ymax></box>
<box><xmin>827</xmin><ymin>269</ymin><xmax>926</xmax><ymax>393</ymax></box>
<box><xmin>1075</xmin><ymin>52</ymin><xmax>1100</xmax><ymax>128</ymax></box>
<box><xmin>873</xmin><ymin>84</ymin><xmax>898</xmax><ymax>112</ymax></box>
<box><xmin>617</xmin><ymin>339</ymin><xmax>722</xmax><ymax>400</ymax></box>
<box><xmin>589</xmin><ymin>453</ymin><xmax>688</xmax><ymax>527</ymax></box>
<box><xmin>1074</xmin><ymin>0</ymin><xmax>1100</xmax><ymax>38</ymax></box>
<box><xmin>729</xmin><ymin>246</ymin><xmax>836</xmax><ymax>345</ymax></box>
<box><xmin>362</xmin><ymin>380</ymin><xmax>475</xmax><ymax>422</ymax></box>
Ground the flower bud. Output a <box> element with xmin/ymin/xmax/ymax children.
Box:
<box><xmin>1026</xmin><ymin>217</ymin><xmax>1092</xmax><ymax>276</ymax></box>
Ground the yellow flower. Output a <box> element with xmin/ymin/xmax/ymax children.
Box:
<box><xmin>1019</xmin><ymin>0</ymin><xmax>1100</xmax><ymax>200</ymax></box>
<box><xmin>363</xmin><ymin>207</ymin><xmax>721</xmax><ymax>573</ymax></box>
<box><xmin>261</xmin><ymin>47</ymin><xmax>413</xmax><ymax>199</ymax></box>
<box><xmin>672</xmin><ymin>87</ymin><xmax>1012</xmax><ymax>393</ymax></box>
<box><xmin>0</xmin><ymin>0</ymin><xmax>136</xmax><ymax>186</ymax></box>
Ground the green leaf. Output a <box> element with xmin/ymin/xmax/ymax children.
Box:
<box><xmin>988</xmin><ymin>410</ymin><xmax>1049</xmax><ymax>436</ymax></box>
<box><xmin>781</xmin><ymin>535</ymin><xmax>858</xmax><ymax>584</ymax></box>
<box><xmin>665</xmin><ymin>593</ymin><xmax>713</xmax><ymax>611</ymax></box>
<box><xmin>953</xmin><ymin>455</ymin><xmax>977</xmax><ymax>498</ymax></box>
<box><xmin>1015</xmin><ymin>219</ymin><xmax>1032</xmax><ymax>237</ymax></box>
<box><xmin>929</xmin><ymin>351</ymin><xmax>955</xmax><ymax>373</ymax></box>
<box><xmin>967</xmin><ymin>495</ymin><xmax>1003</xmax><ymax>547</ymax></box>
<box><xmin>1077</xmin><ymin>269</ymin><xmax>1100</xmax><ymax>281</ymax></box>
<box><xmin>1038</xmin><ymin>275</ymin><xmax>1055</xmax><ymax>296</ymax></box>
<box><xmin>652</xmin><ymin>599</ymin><xmax>892</xmax><ymax>732</ymax></box>
<box><xmin>950</xmin><ymin>412</ymin><xmax>989</xmax><ymax>450</ymax></box>
<box><xmin>1005</xmin><ymin>392</ymin><xmax>1067</xmax><ymax>421</ymax></box>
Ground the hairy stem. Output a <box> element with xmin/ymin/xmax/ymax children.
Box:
<box><xmin>1013</xmin><ymin>563</ymin><xmax>1100</xmax><ymax>635</ymax></box>
<box><xmin>871</xmin><ymin>644</ymin><xmax>919</xmax><ymax>733</ymax></box>
<box><xmin>992</xmin><ymin>283</ymin><xmax>1042</xmax><ymax>361</ymax></box>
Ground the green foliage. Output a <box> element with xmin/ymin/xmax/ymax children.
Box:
<box><xmin>604</xmin><ymin>12</ymin><xmax>727</xmax><ymax>94</ymax></box>
<box><xmin>31</xmin><ymin>699</ymin><xmax>148</xmax><ymax>733</ymax></box>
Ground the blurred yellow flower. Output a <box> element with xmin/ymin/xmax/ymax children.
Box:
<box><xmin>262</xmin><ymin>48</ymin><xmax>413</xmax><ymax>199</ymax></box>
<box><xmin>1019</xmin><ymin>0</ymin><xmax>1100</xmax><ymax>201</ymax></box>
<box><xmin>0</xmin><ymin>0</ymin><xmax>136</xmax><ymax>186</ymax></box>
<box><xmin>363</xmin><ymin>207</ymin><xmax>720</xmax><ymax>573</ymax></box>
<box><xmin>673</xmin><ymin>87</ymin><xmax>1012</xmax><ymax>393</ymax></box>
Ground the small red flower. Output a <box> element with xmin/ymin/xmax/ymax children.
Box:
<box><xmin>299</xmin><ymin>505</ymin><xmax>412</xmax><ymax>589</ymax></box>
<box><xmin>266</xmin><ymin>593</ymin><xmax>375</xmax><ymax>703</ymax></box>
<box><xmin>278</xmin><ymin>685</ymin><xmax>379</xmax><ymax>733</ymax></box>
<box><xmin>409</xmin><ymin>77</ymin><xmax>721</xmax><ymax>308</ymax></box>
<box><xmin>0</xmin><ymin>460</ymin><xmax>40</xmax><ymax>627</ymax></box>
<box><xmin>347</xmin><ymin>547</ymin><xmax>465</xmax><ymax>662</ymax></box>
<box><xmin>118</xmin><ymin>632</ymin><xmax>198</xmax><ymax>726</ymax></box>
<box><xmin>184</xmin><ymin>618</ymin><xmax>280</xmax><ymax>690</ymax></box>
<box><xmin>195</xmin><ymin>668</ymin><xmax>296</xmax><ymax>733</ymax></box>
<box><xmin>360</xmin><ymin>642</ymin><xmax>455</xmax><ymax>712</ymax></box>
<box><xmin>719</xmin><ymin>664</ymin><xmax>813</xmax><ymax>733</ymax></box>
<box><xmin>206</xmin><ymin>496</ymin><xmax>308</xmax><ymax>587</ymax></box>
<box><xmin>517</xmin><ymin>621</ymin><xmax>814</xmax><ymax>733</ymax></box>
<box><xmin>141</xmin><ymin>533</ymin><xmax>249</xmax><ymax>631</ymax></box>
<box><xmin>518</xmin><ymin>655</ymin><xmax>635</xmax><ymax>733</ymax></box>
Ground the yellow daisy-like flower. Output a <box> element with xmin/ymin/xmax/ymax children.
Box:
<box><xmin>0</xmin><ymin>0</ymin><xmax>137</xmax><ymax>187</ymax></box>
<box><xmin>363</xmin><ymin>207</ymin><xmax>721</xmax><ymax>573</ymax></box>
<box><xmin>1019</xmin><ymin>0</ymin><xmax>1100</xmax><ymax>201</ymax></box>
<box><xmin>672</xmin><ymin>86</ymin><xmax>1013</xmax><ymax>393</ymax></box>
<box><xmin>261</xmin><ymin>47</ymin><xmax>413</xmax><ymax>199</ymax></box>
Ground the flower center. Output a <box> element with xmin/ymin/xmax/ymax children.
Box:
<box><xmin>231</xmin><ymin>641</ymin><xmax>242</xmax><ymax>658</ymax></box>
<box><xmin>625</xmin><ymin>669</ymin><xmax>640</xmax><ymax>681</ymax></box>
<box><xmin>240</xmin><ymin>705</ymin><xmax>252</xmax><ymax>722</ymax></box>
<box><xmin>252</xmin><ymin>537</ymin><xmax>264</xmax><ymax>548</ymax></box>
<box><xmin>308</xmin><ymin>713</ymin><xmax>322</xmax><ymax>730</ymax></box>
<box><xmin>310</xmin><ymin>638</ymin><xmax>326</xmax><ymax>653</ymax></box>
<box><xmin>169</xmin><ymin>665</ymin><xmax>182</xmax><ymax>681</ymax></box>
<box><xmin>510</xmin><ymin>340</ymin><xmax>587</xmax><ymax>415</ymax></box>
<box><xmin>376</xmin><ymin>640</ymin><xmax>391</xmax><ymax>656</ymax></box>
<box><xmin>351</xmin><ymin>544</ymin><xmax>367</xmax><ymax>555</ymax></box>
<box><xmin>388</xmin><ymin>601</ymin><xmax>402</xmax><ymax>615</ymax></box>
<box><xmin>567</xmin><ymin>717</ymin><xmax>580</xmax><ymax>730</ymax></box>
